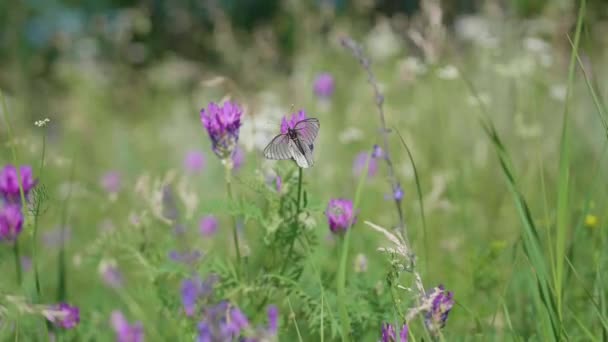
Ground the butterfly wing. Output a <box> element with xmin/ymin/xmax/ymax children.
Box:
<box><xmin>289</xmin><ymin>139</ymin><xmax>314</xmax><ymax>168</ymax></box>
<box><xmin>263</xmin><ymin>134</ymin><xmax>292</xmax><ymax>160</ymax></box>
<box><xmin>294</xmin><ymin>118</ymin><xmax>320</xmax><ymax>147</ymax></box>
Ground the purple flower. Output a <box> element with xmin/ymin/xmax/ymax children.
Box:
<box><xmin>325</xmin><ymin>198</ymin><xmax>355</xmax><ymax>234</ymax></box>
<box><xmin>181</xmin><ymin>278</ymin><xmax>201</xmax><ymax>316</ymax></box>
<box><xmin>184</xmin><ymin>150</ymin><xmax>206</xmax><ymax>174</ymax></box>
<box><xmin>232</xmin><ymin>146</ymin><xmax>245</xmax><ymax>171</ymax></box>
<box><xmin>425</xmin><ymin>285</ymin><xmax>454</xmax><ymax>333</ymax></box>
<box><xmin>200</xmin><ymin>101</ymin><xmax>243</xmax><ymax>159</ymax></box>
<box><xmin>220</xmin><ymin>308</ymin><xmax>249</xmax><ymax>338</ymax></box>
<box><xmin>381</xmin><ymin>323</ymin><xmax>396</xmax><ymax>342</ymax></box>
<box><xmin>199</xmin><ymin>216</ymin><xmax>218</xmax><ymax>237</ymax></box>
<box><xmin>0</xmin><ymin>204</ymin><xmax>24</xmax><ymax>241</ymax></box>
<box><xmin>267</xmin><ymin>305</ymin><xmax>279</xmax><ymax>334</ymax></box>
<box><xmin>197</xmin><ymin>321</ymin><xmax>212</xmax><ymax>342</ymax></box>
<box><xmin>380</xmin><ymin>323</ymin><xmax>408</xmax><ymax>342</ymax></box>
<box><xmin>280</xmin><ymin>110</ymin><xmax>307</xmax><ymax>134</ymax></box>
<box><xmin>47</xmin><ymin>303</ymin><xmax>80</xmax><ymax>329</ymax></box>
<box><xmin>0</xmin><ymin>165</ymin><xmax>37</xmax><ymax>203</ymax></box>
<box><xmin>372</xmin><ymin>144</ymin><xmax>384</xmax><ymax>159</ymax></box>
<box><xmin>393</xmin><ymin>184</ymin><xmax>404</xmax><ymax>202</ymax></box>
<box><xmin>111</xmin><ymin>311</ymin><xmax>144</xmax><ymax>342</ymax></box>
<box><xmin>313</xmin><ymin>73</ymin><xmax>335</xmax><ymax>99</ymax></box>
<box><xmin>100</xmin><ymin>171</ymin><xmax>122</xmax><ymax>194</ymax></box>
<box><xmin>352</xmin><ymin>152</ymin><xmax>378</xmax><ymax>178</ymax></box>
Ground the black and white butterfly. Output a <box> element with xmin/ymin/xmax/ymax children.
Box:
<box><xmin>263</xmin><ymin>118</ymin><xmax>320</xmax><ymax>168</ymax></box>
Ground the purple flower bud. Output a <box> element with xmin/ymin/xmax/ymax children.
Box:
<box><xmin>313</xmin><ymin>73</ymin><xmax>335</xmax><ymax>99</ymax></box>
<box><xmin>184</xmin><ymin>150</ymin><xmax>206</xmax><ymax>174</ymax></box>
<box><xmin>199</xmin><ymin>216</ymin><xmax>218</xmax><ymax>237</ymax></box>
<box><xmin>275</xmin><ymin>176</ymin><xmax>282</xmax><ymax>193</ymax></box>
<box><xmin>0</xmin><ymin>204</ymin><xmax>23</xmax><ymax>241</ymax></box>
<box><xmin>394</xmin><ymin>184</ymin><xmax>404</xmax><ymax>202</ymax></box>
<box><xmin>47</xmin><ymin>303</ymin><xmax>80</xmax><ymax>329</ymax></box>
<box><xmin>352</xmin><ymin>152</ymin><xmax>378</xmax><ymax>178</ymax></box>
<box><xmin>100</xmin><ymin>171</ymin><xmax>122</xmax><ymax>194</ymax></box>
<box><xmin>197</xmin><ymin>321</ymin><xmax>212</xmax><ymax>342</ymax></box>
<box><xmin>99</xmin><ymin>260</ymin><xmax>124</xmax><ymax>289</ymax></box>
<box><xmin>280</xmin><ymin>110</ymin><xmax>307</xmax><ymax>134</ymax></box>
<box><xmin>111</xmin><ymin>310</ymin><xmax>144</xmax><ymax>342</ymax></box>
<box><xmin>267</xmin><ymin>305</ymin><xmax>279</xmax><ymax>334</ymax></box>
<box><xmin>200</xmin><ymin>101</ymin><xmax>243</xmax><ymax>160</ymax></box>
<box><xmin>399</xmin><ymin>324</ymin><xmax>408</xmax><ymax>342</ymax></box>
<box><xmin>325</xmin><ymin>198</ymin><xmax>356</xmax><ymax>234</ymax></box>
<box><xmin>372</xmin><ymin>145</ymin><xmax>384</xmax><ymax>159</ymax></box>
<box><xmin>0</xmin><ymin>165</ymin><xmax>37</xmax><ymax>203</ymax></box>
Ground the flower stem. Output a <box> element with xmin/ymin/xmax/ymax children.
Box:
<box><xmin>32</xmin><ymin>134</ymin><xmax>46</xmax><ymax>300</ymax></box>
<box><xmin>279</xmin><ymin>167</ymin><xmax>303</xmax><ymax>275</ymax></box>
<box><xmin>225</xmin><ymin>165</ymin><xmax>241</xmax><ymax>278</ymax></box>
<box><xmin>13</xmin><ymin>240</ymin><xmax>22</xmax><ymax>286</ymax></box>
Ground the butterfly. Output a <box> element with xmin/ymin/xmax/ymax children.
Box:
<box><xmin>263</xmin><ymin>118</ymin><xmax>320</xmax><ymax>168</ymax></box>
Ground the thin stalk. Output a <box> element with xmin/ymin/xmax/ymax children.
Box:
<box><xmin>279</xmin><ymin>167</ymin><xmax>303</xmax><ymax>275</ymax></box>
<box><xmin>32</xmin><ymin>133</ymin><xmax>46</xmax><ymax>299</ymax></box>
<box><xmin>13</xmin><ymin>241</ymin><xmax>22</xmax><ymax>286</ymax></box>
<box><xmin>225</xmin><ymin>164</ymin><xmax>241</xmax><ymax>278</ymax></box>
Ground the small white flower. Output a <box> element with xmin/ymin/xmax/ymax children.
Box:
<box><xmin>34</xmin><ymin>118</ymin><xmax>50</xmax><ymax>127</ymax></box>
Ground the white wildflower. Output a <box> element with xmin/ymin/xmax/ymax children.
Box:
<box><xmin>34</xmin><ymin>118</ymin><xmax>50</xmax><ymax>127</ymax></box>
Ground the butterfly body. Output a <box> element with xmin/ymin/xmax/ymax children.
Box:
<box><xmin>263</xmin><ymin>118</ymin><xmax>320</xmax><ymax>168</ymax></box>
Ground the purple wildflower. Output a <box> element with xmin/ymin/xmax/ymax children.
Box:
<box><xmin>232</xmin><ymin>146</ymin><xmax>245</xmax><ymax>171</ymax></box>
<box><xmin>381</xmin><ymin>323</ymin><xmax>396</xmax><ymax>342</ymax></box>
<box><xmin>267</xmin><ymin>305</ymin><xmax>279</xmax><ymax>335</ymax></box>
<box><xmin>200</xmin><ymin>101</ymin><xmax>243</xmax><ymax>159</ymax></box>
<box><xmin>393</xmin><ymin>184</ymin><xmax>404</xmax><ymax>202</ymax></box>
<box><xmin>220</xmin><ymin>308</ymin><xmax>249</xmax><ymax>338</ymax></box>
<box><xmin>425</xmin><ymin>285</ymin><xmax>454</xmax><ymax>333</ymax></box>
<box><xmin>325</xmin><ymin>198</ymin><xmax>355</xmax><ymax>234</ymax></box>
<box><xmin>169</xmin><ymin>250</ymin><xmax>202</xmax><ymax>264</ymax></box>
<box><xmin>0</xmin><ymin>165</ymin><xmax>37</xmax><ymax>203</ymax></box>
<box><xmin>372</xmin><ymin>144</ymin><xmax>384</xmax><ymax>159</ymax></box>
<box><xmin>380</xmin><ymin>323</ymin><xmax>408</xmax><ymax>342</ymax></box>
<box><xmin>313</xmin><ymin>73</ymin><xmax>335</xmax><ymax>99</ymax></box>
<box><xmin>0</xmin><ymin>204</ymin><xmax>24</xmax><ymax>241</ymax></box>
<box><xmin>280</xmin><ymin>110</ymin><xmax>307</xmax><ymax>134</ymax></box>
<box><xmin>199</xmin><ymin>215</ymin><xmax>218</xmax><ymax>237</ymax></box>
<box><xmin>111</xmin><ymin>311</ymin><xmax>144</xmax><ymax>342</ymax></box>
<box><xmin>47</xmin><ymin>303</ymin><xmax>80</xmax><ymax>329</ymax></box>
<box><xmin>184</xmin><ymin>150</ymin><xmax>206</xmax><ymax>174</ymax></box>
<box><xmin>352</xmin><ymin>151</ymin><xmax>378</xmax><ymax>178</ymax></box>
<box><xmin>181</xmin><ymin>278</ymin><xmax>201</xmax><ymax>316</ymax></box>
<box><xmin>100</xmin><ymin>171</ymin><xmax>122</xmax><ymax>194</ymax></box>
<box><xmin>197</xmin><ymin>321</ymin><xmax>212</xmax><ymax>342</ymax></box>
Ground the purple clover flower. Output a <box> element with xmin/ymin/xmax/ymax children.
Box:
<box><xmin>0</xmin><ymin>204</ymin><xmax>24</xmax><ymax>241</ymax></box>
<box><xmin>425</xmin><ymin>285</ymin><xmax>454</xmax><ymax>333</ymax></box>
<box><xmin>352</xmin><ymin>151</ymin><xmax>378</xmax><ymax>178</ymax></box>
<box><xmin>199</xmin><ymin>215</ymin><xmax>218</xmax><ymax>237</ymax></box>
<box><xmin>313</xmin><ymin>73</ymin><xmax>335</xmax><ymax>99</ymax></box>
<box><xmin>200</xmin><ymin>101</ymin><xmax>243</xmax><ymax>160</ymax></box>
<box><xmin>100</xmin><ymin>171</ymin><xmax>122</xmax><ymax>194</ymax></box>
<box><xmin>381</xmin><ymin>323</ymin><xmax>408</xmax><ymax>342</ymax></box>
<box><xmin>184</xmin><ymin>150</ymin><xmax>206</xmax><ymax>174</ymax></box>
<box><xmin>110</xmin><ymin>311</ymin><xmax>144</xmax><ymax>342</ymax></box>
<box><xmin>325</xmin><ymin>198</ymin><xmax>356</xmax><ymax>234</ymax></box>
<box><xmin>47</xmin><ymin>303</ymin><xmax>80</xmax><ymax>329</ymax></box>
<box><xmin>0</xmin><ymin>165</ymin><xmax>37</xmax><ymax>204</ymax></box>
<box><xmin>280</xmin><ymin>110</ymin><xmax>307</xmax><ymax>134</ymax></box>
